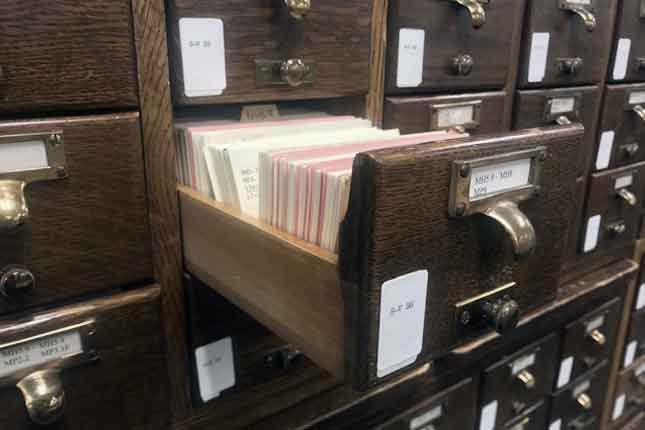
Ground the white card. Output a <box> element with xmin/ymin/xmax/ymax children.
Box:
<box><xmin>397</xmin><ymin>29</ymin><xmax>425</xmax><ymax>88</ymax></box>
<box><xmin>612</xmin><ymin>394</ymin><xmax>626</xmax><ymax>421</ymax></box>
<box><xmin>437</xmin><ymin>105</ymin><xmax>475</xmax><ymax>128</ymax></box>
<box><xmin>613</xmin><ymin>38</ymin><xmax>632</xmax><ymax>81</ymax></box>
<box><xmin>410</xmin><ymin>404</ymin><xmax>442</xmax><ymax>429</ymax></box>
<box><xmin>550</xmin><ymin>97</ymin><xmax>576</xmax><ymax>115</ymax></box>
<box><xmin>549</xmin><ymin>419</ymin><xmax>562</xmax><ymax>430</ymax></box>
<box><xmin>479</xmin><ymin>401</ymin><xmax>498</xmax><ymax>430</ymax></box>
<box><xmin>469</xmin><ymin>158</ymin><xmax>532</xmax><ymax>201</ymax></box>
<box><xmin>528</xmin><ymin>33</ymin><xmax>550</xmax><ymax>83</ymax></box>
<box><xmin>624</xmin><ymin>341</ymin><xmax>638</xmax><ymax>368</ymax></box>
<box><xmin>629</xmin><ymin>91</ymin><xmax>645</xmax><ymax>105</ymax></box>
<box><xmin>0</xmin><ymin>140</ymin><xmax>48</xmax><ymax>174</ymax></box>
<box><xmin>377</xmin><ymin>270</ymin><xmax>428</xmax><ymax>378</ymax></box>
<box><xmin>636</xmin><ymin>283</ymin><xmax>645</xmax><ymax>310</ymax></box>
<box><xmin>512</xmin><ymin>353</ymin><xmax>536</xmax><ymax>375</ymax></box>
<box><xmin>557</xmin><ymin>356</ymin><xmax>574</xmax><ymax>389</ymax></box>
<box><xmin>179</xmin><ymin>18</ymin><xmax>227</xmax><ymax>97</ymax></box>
<box><xmin>195</xmin><ymin>337</ymin><xmax>235</xmax><ymax>402</ymax></box>
<box><xmin>615</xmin><ymin>174</ymin><xmax>633</xmax><ymax>189</ymax></box>
<box><xmin>583</xmin><ymin>215</ymin><xmax>601</xmax><ymax>253</ymax></box>
<box><xmin>596</xmin><ymin>131</ymin><xmax>614</xmax><ymax>170</ymax></box>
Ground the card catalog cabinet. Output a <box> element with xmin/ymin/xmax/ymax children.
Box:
<box><xmin>166</xmin><ymin>0</ymin><xmax>372</xmax><ymax>106</ymax></box>
<box><xmin>0</xmin><ymin>113</ymin><xmax>152</xmax><ymax>315</ymax></box>
<box><xmin>0</xmin><ymin>0</ymin><xmax>138</xmax><ymax>113</ymax></box>
<box><xmin>610</xmin><ymin>357</ymin><xmax>645</xmax><ymax>428</ymax></box>
<box><xmin>383</xmin><ymin>92</ymin><xmax>507</xmax><ymax>136</ymax></box>
<box><xmin>0</xmin><ymin>286</ymin><xmax>168</xmax><ymax>429</ymax></box>
<box><xmin>385</xmin><ymin>0</ymin><xmax>521</xmax><ymax>93</ymax></box>
<box><xmin>499</xmin><ymin>401</ymin><xmax>549</xmax><ymax>430</ymax></box>
<box><xmin>180</xmin><ymin>125</ymin><xmax>584</xmax><ymax>389</ymax></box>
<box><xmin>519</xmin><ymin>0</ymin><xmax>617</xmax><ymax>88</ymax></box>
<box><xmin>623</xmin><ymin>309</ymin><xmax>645</xmax><ymax>369</ymax></box>
<box><xmin>608</xmin><ymin>0</ymin><xmax>645</xmax><ymax>83</ymax></box>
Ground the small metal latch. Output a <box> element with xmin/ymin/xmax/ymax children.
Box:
<box><xmin>559</xmin><ymin>0</ymin><xmax>597</xmax><ymax>31</ymax></box>
<box><xmin>255</xmin><ymin>59</ymin><xmax>313</xmax><ymax>88</ymax></box>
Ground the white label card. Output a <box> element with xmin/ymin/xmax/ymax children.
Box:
<box><xmin>550</xmin><ymin>97</ymin><xmax>576</xmax><ymax>115</ymax></box>
<box><xmin>629</xmin><ymin>91</ymin><xmax>645</xmax><ymax>105</ymax></box>
<box><xmin>0</xmin><ymin>140</ymin><xmax>48</xmax><ymax>174</ymax></box>
<box><xmin>615</xmin><ymin>174</ymin><xmax>633</xmax><ymax>189</ymax></box>
<box><xmin>469</xmin><ymin>158</ymin><xmax>532</xmax><ymax>201</ymax></box>
<box><xmin>0</xmin><ymin>331</ymin><xmax>83</xmax><ymax>378</ymax></box>
<box><xmin>479</xmin><ymin>401</ymin><xmax>498</xmax><ymax>430</ymax></box>
<box><xmin>397</xmin><ymin>29</ymin><xmax>425</xmax><ymax>88</ymax></box>
<box><xmin>624</xmin><ymin>341</ymin><xmax>638</xmax><ymax>368</ymax></box>
<box><xmin>528</xmin><ymin>33</ymin><xmax>550</xmax><ymax>83</ymax></box>
<box><xmin>179</xmin><ymin>18</ymin><xmax>227</xmax><ymax>97</ymax></box>
<box><xmin>596</xmin><ymin>131</ymin><xmax>614</xmax><ymax>170</ymax></box>
<box><xmin>511</xmin><ymin>353</ymin><xmax>536</xmax><ymax>375</ymax></box>
<box><xmin>567</xmin><ymin>0</ymin><xmax>591</xmax><ymax>4</ymax></box>
<box><xmin>586</xmin><ymin>315</ymin><xmax>605</xmax><ymax>333</ymax></box>
<box><xmin>583</xmin><ymin>215</ymin><xmax>602</xmax><ymax>253</ymax></box>
<box><xmin>195</xmin><ymin>337</ymin><xmax>236</xmax><ymax>402</ymax></box>
<box><xmin>410</xmin><ymin>405</ymin><xmax>442</xmax><ymax>430</ymax></box>
<box><xmin>636</xmin><ymin>283</ymin><xmax>645</xmax><ymax>310</ymax></box>
<box><xmin>377</xmin><ymin>270</ymin><xmax>428</xmax><ymax>378</ymax></box>
<box><xmin>612</xmin><ymin>394</ymin><xmax>626</xmax><ymax>421</ymax></box>
<box><xmin>573</xmin><ymin>380</ymin><xmax>591</xmax><ymax>397</ymax></box>
<box><xmin>557</xmin><ymin>356</ymin><xmax>574</xmax><ymax>389</ymax></box>
<box><xmin>549</xmin><ymin>419</ymin><xmax>562</xmax><ymax>430</ymax></box>
<box><xmin>613</xmin><ymin>38</ymin><xmax>632</xmax><ymax>81</ymax></box>
<box><xmin>437</xmin><ymin>105</ymin><xmax>476</xmax><ymax>128</ymax></box>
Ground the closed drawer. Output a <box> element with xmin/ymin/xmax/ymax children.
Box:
<box><xmin>0</xmin><ymin>0</ymin><xmax>138</xmax><ymax>113</ymax></box>
<box><xmin>0</xmin><ymin>286</ymin><xmax>168</xmax><ymax>429</ymax></box>
<box><xmin>549</xmin><ymin>361</ymin><xmax>609</xmax><ymax>430</ymax></box>
<box><xmin>608</xmin><ymin>0</ymin><xmax>645</xmax><ymax>83</ymax></box>
<box><xmin>375</xmin><ymin>378</ymin><xmax>477</xmax><ymax>430</ymax></box>
<box><xmin>579</xmin><ymin>163</ymin><xmax>645</xmax><ymax>255</ymax></box>
<box><xmin>609</xmin><ymin>357</ymin><xmax>645</xmax><ymax>428</ymax></box>
<box><xmin>383</xmin><ymin>92</ymin><xmax>507</xmax><ymax>136</ymax></box>
<box><xmin>500</xmin><ymin>400</ymin><xmax>548</xmax><ymax>430</ymax></box>
<box><xmin>519</xmin><ymin>0</ymin><xmax>616</xmax><ymax>88</ymax></box>
<box><xmin>167</xmin><ymin>1</ymin><xmax>372</xmax><ymax>106</ymax></box>
<box><xmin>513</xmin><ymin>86</ymin><xmax>601</xmax><ymax>177</ymax></box>
<box><xmin>478</xmin><ymin>334</ymin><xmax>559</xmax><ymax>429</ymax></box>
<box><xmin>0</xmin><ymin>113</ymin><xmax>152</xmax><ymax>314</ymax></box>
<box><xmin>555</xmin><ymin>299</ymin><xmax>621</xmax><ymax>391</ymax></box>
<box><xmin>594</xmin><ymin>84</ymin><xmax>645</xmax><ymax>171</ymax></box>
<box><xmin>623</xmin><ymin>309</ymin><xmax>645</xmax><ymax>369</ymax></box>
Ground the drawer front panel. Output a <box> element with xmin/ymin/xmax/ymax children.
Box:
<box><xmin>519</xmin><ymin>0</ymin><xmax>616</xmax><ymax>88</ymax></box>
<box><xmin>513</xmin><ymin>86</ymin><xmax>600</xmax><ymax>177</ymax></box>
<box><xmin>611</xmin><ymin>358</ymin><xmax>645</xmax><ymax>428</ymax></box>
<box><xmin>168</xmin><ymin>0</ymin><xmax>372</xmax><ymax>105</ymax></box>
<box><xmin>383</xmin><ymin>92</ymin><xmax>507</xmax><ymax>136</ymax></box>
<box><xmin>609</xmin><ymin>0</ymin><xmax>645</xmax><ymax>83</ymax></box>
<box><xmin>557</xmin><ymin>299</ymin><xmax>621</xmax><ymax>388</ymax></box>
<box><xmin>386</xmin><ymin>0</ymin><xmax>519</xmax><ymax>93</ymax></box>
<box><xmin>0</xmin><ymin>0</ymin><xmax>138</xmax><ymax>113</ymax></box>
<box><xmin>623</xmin><ymin>310</ymin><xmax>645</xmax><ymax>368</ymax></box>
<box><xmin>0</xmin><ymin>286</ymin><xmax>169</xmax><ymax>429</ymax></box>
<box><xmin>502</xmin><ymin>401</ymin><xmax>548</xmax><ymax>430</ymax></box>
<box><xmin>0</xmin><ymin>114</ymin><xmax>152</xmax><ymax>314</ymax></box>
<box><xmin>479</xmin><ymin>334</ymin><xmax>559</xmax><ymax>427</ymax></box>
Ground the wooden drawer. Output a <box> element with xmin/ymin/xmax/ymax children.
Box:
<box><xmin>549</xmin><ymin>361</ymin><xmax>609</xmax><ymax>430</ymax></box>
<box><xmin>513</xmin><ymin>86</ymin><xmax>601</xmax><ymax>177</ymax></box>
<box><xmin>0</xmin><ymin>113</ymin><xmax>152</xmax><ymax>315</ymax></box>
<box><xmin>180</xmin><ymin>124</ymin><xmax>583</xmax><ymax>389</ymax></box>
<box><xmin>579</xmin><ymin>163</ymin><xmax>645</xmax><ymax>255</ymax></box>
<box><xmin>555</xmin><ymin>299</ymin><xmax>621</xmax><ymax>391</ymax></box>
<box><xmin>478</xmin><ymin>334</ymin><xmax>559</xmax><ymax>429</ymax></box>
<box><xmin>385</xmin><ymin>0</ymin><xmax>521</xmax><ymax>93</ymax></box>
<box><xmin>594</xmin><ymin>84</ymin><xmax>645</xmax><ymax>171</ymax></box>
<box><xmin>609</xmin><ymin>357</ymin><xmax>645</xmax><ymax>428</ymax></box>
<box><xmin>499</xmin><ymin>401</ymin><xmax>548</xmax><ymax>430</ymax></box>
<box><xmin>562</xmin><ymin>176</ymin><xmax>587</xmax><ymax>269</ymax></box>
<box><xmin>608</xmin><ymin>0</ymin><xmax>645</xmax><ymax>83</ymax></box>
<box><xmin>167</xmin><ymin>1</ymin><xmax>372</xmax><ymax>106</ymax></box>
<box><xmin>383</xmin><ymin>92</ymin><xmax>507</xmax><ymax>136</ymax></box>
<box><xmin>0</xmin><ymin>0</ymin><xmax>138</xmax><ymax>114</ymax></box>
<box><xmin>518</xmin><ymin>0</ymin><xmax>617</xmax><ymax>88</ymax></box>
<box><xmin>623</xmin><ymin>309</ymin><xmax>645</xmax><ymax>369</ymax></box>
<box><xmin>0</xmin><ymin>286</ymin><xmax>168</xmax><ymax>429</ymax></box>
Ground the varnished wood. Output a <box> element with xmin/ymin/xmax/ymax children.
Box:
<box><xmin>608</xmin><ymin>356</ymin><xmax>645</xmax><ymax>429</ymax></box>
<box><xmin>0</xmin><ymin>113</ymin><xmax>152</xmax><ymax>315</ymax></box>
<box><xmin>608</xmin><ymin>0</ymin><xmax>645</xmax><ymax>83</ymax></box>
<box><xmin>0</xmin><ymin>0</ymin><xmax>138</xmax><ymax>114</ymax></box>
<box><xmin>366</xmin><ymin>0</ymin><xmax>388</xmax><ymax>127</ymax></box>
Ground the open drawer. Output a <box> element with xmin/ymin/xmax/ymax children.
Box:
<box><xmin>179</xmin><ymin>124</ymin><xmax>583</xmax><ymax>389</ymax></box>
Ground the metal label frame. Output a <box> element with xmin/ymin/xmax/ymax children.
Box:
<box><xmin>624</xmin><ymin>90</ymin><xmax>645</xmax><ymax>109</ymax></box>
<box><xmin>429</xmin><ymin>100</ymin><xmax>482</xmax><ymax>132</ymax></box>
<box><xmin>559</xmin><ymin>0</ymin><xmax>594</xmax><ymax>11</ymax></box>
<box><xmin>0</xmin><ymin>132</ymin><xmax>67</xmax><ymax>184</ymax></box>
<box><xmin>610</xmin><ymin>170</ymin><xmax>636</xmax><ymax>193</ymax></box>
<box><xmin>543</xmin><ymin>94</ymin><xmax>581</xmax><ymax>122</ymax></box>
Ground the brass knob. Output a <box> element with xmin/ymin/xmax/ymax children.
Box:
<box><xmin>617</xmin><ymin>188</ymin><xmax>638</xmax><ymax>207</ymax></box>
<box><xmin>606</xmin><ymin>221</ymin><xmax>627</xmax><ymax>237</ymax></box>
<box><xmin>634</xmin><ymin>105</ymin><xmax>645</xmax><ymax>122</ymax></box>
<box><xmin>0</xmin><ymin>266</ymin><xmax>35</xmax><ymax>297</ymax></box>
<box><xmin>481</xmin><ymin>297</ymin><xmax>520</xmax><ymax>334</ymax></box>
<box><xmin>576</xmin><ymin>393</ymin><xmax>593</xmax><ymax>410</ymax></box>
<box><xmin>449</xmin><ymin>0</ymin><xmax>486</xmax><ymax>28</ymax></box>
<box><xmin>561</xmin><ymin>4</ymin><xmax>597</xmax><ymax>31</ymax></box>
<box><xmin>17</xmin><ymin>370</ymin><xmax>65</xmax><ymax>425</ymax></box>
<box><xmin>588</xmin><ymin>329</ymin><xmax>606</xmax><ymax>346</ymax></box>
<box><xmin>0</xmin><ymin>180</ymin><xmax>28</xmax><ymax>231</ymax></box>
<box><xmin>517</xmin><ymin>369</ymin><xmax>536</xmax><ymax>389</ymax></box>
<box><xmin>622</xmin><ymin>142</ymin><xmax>640</xmax><ymax>158</ymax></box>
<box><xmin>557</xmin><ymin>57</ymin><xmax>584</xmax><ymax>75</ymax></box>
<box><xmin>452</xmin><ymin>54</ymin><xmax>474</xmax><ymax>76</ymax></box>
<box><xmin>509</xmin><ymin>417</ymin><xmax>531</xmax><ymax>430</ymax></box>
<box><xmin>284</xmin><ymin>0</ymin><xmax>311</xmax><ymax>20</ymax></box>
<box><xmin>280</xmin><ymin>59</ymin><xmax>311</xmax><ymax>87</ymax></box>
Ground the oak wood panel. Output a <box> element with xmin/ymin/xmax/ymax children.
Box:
<box><xmin>0</xmin><ymin>0</ymin><xmax>138</xmax><ymax>114</ymax></box>
<box><xmin>608</xmin><ymin>0</ymin><xmax>645</xmax><ymax>83</ymax></box>
<box><xmin>385</xmin><ymin>0</ymin><xmax>521</xmax><ymax>93</ymax></box>
<box><xmin>167</xmin><ymin>0</ymin><xmax>373</xmax><ymax>106</ymax></box>
<box><xmin>0</xmin><ymin>113</ymin><xmax>152</xmax><ymax>315</ymax></box>
<box><xmin>0</xmin><ymin>286</ymin><xmax>169</xmax><ymax>430</ymax></box>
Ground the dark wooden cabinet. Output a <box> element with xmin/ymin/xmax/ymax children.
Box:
<box><xmin>385</xmin><ymin>0</ymin><xmax>521</xmax><ymax>94</ymax></box>
<box><xmin>609</xmin><ymin>0</ymin><xmax>645</xmax><ymax>83</ymax></box>
<box><xmin>609</xmin><ymin>357</ymin><xmax>645</xmax><ymax>428</ymax></box>
<box><xmin>501</xmin><ymin>400</ymin><xmax>548</xmax><ymax>430</ymax></box>
<box><xmin>623</xmin><ymin>310</ymin><xmax>645</xmax><ymax>369</ymax></box>
<box><xmin>0</xmin><ymin>0</ymin><xmax>138</xmax><ymax>114</ymax></box>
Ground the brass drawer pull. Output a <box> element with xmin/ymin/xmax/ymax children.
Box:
<box><xmin>516</xmin><ymin>369</ymin><xmax>536</xmax><ymax>389</ymax></box>
<box><xmin>0</xmin><ymin>180</ymin><xmax>28</xmax><ymax>231</ymax></box>
<box><xmin>559</xmin><ymin>1</ymin><xmax>597</xmax><ymax>32</ymax></box>
<box><xmin>280</xmin><ymin>59</ymin><xmax>312</xmax><ymax>87</ymax></box>
<box><xmin>17</xmin><ymin>369</ymin><xmax>65</xmax><ymax>425</ymax></box>
<box><xmin>633</xmin><ymin>105</ymin><xmax>645</xmax><ymax>122</ymax></box>
<box><xmin>606</xmin><ymin>221</ymin><xmax>626</xmax><ymax>237</ymax></box>
<box><xmin>576</xmin><ymin>393</ymin><xmax>593</xmax><ymax>410</ymax></box>
<box><xmin>557</xmin><ymin>57</ymin><xmax>584</xmax><ymax>75</ymax></box>
<box><xmin>621</xmin><ymin>143</ymin><xmax>640</xmax><ymax>159</ymax></box>
<box><xmin>0</xmin><ymin>266</ymin><xmax>35</xmax><ymax>297</ymax></box>
<box><xmin>284</xmin><ymin>0</ymin><xmax>311</xmax><ymax>20</ymax></box>
<box><xmin>255</xmin><ymin>58</ymin><xmax>313</xmax><ymax>88</ymax></box>
<box><xmin>449</xmin><ymin>0</ymin><xmax>486</xmax><ymax>28</ymax></box>
<box><xmin>452</xmin><ymin>54</ymin><xmax>474</xmax><ymax>76</ymax></box>
<box><xmin>617</xmin><ymin>188</ymin><xmax>638</xmax><ymax>207</ymax></box>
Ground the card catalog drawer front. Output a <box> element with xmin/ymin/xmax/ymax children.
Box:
<box><xmin>563</xmin><ymin>176</ymin><xmax>587</xmax><ymax>265</ymax></box>
<box><xmin>610</xmin><ymin>358</ymin><xmax>645</xmax><ymax>428</ymax></box>
<box><xmin>595</xmin><ymin>84</ymin><xmax>645</xmax><ymax>170</ymax></box>
<box><xmin>623</xmin><ymin>310</ymin><xmax>645</xmax><ymax>368</ymax></box>
<box><xmin>519</xmin><ymin>0</ymin><xmax>616</xmax><ymax>88</ymax></box>
<box><xmin>549</xmin><ymin>362</ymin><xmax>609</xmax><ymax>430</ymax></box>
<box><xmin>386</xmin><ymin>0</ymin><xmax>519</xmax><ymax>93</ymax></box>
<box><xmin>0</xmin><ymin>114</ymin><xmax>152</xmax><ymax>315</ymax></box>
<box><xmin>514</xmin><ymin>86</ymin><xmax>600</xmax><ymax>177</ymax></box>
<box><xmin>0</xmin><ymin>0</ymin><xmax>138</xmax><ymax>113</ymax></box>
<box><xmin>557</xmin><ymin>299</ymin><xmax>621</xmax><ymax>388</ymax></box>
<box><xmin>376</xmin><ymin>378</ymin><xmax>477</xmax><ymax>430</ymax></box>
<box><xmin>580</xmin><ymin>163</ymin><xmax>645</xmax><ymax>254</ymax></box>
<box><xmin>501</xmin><ymin>400</ymin><xmax>548</xmax><ymax>430</ymax></box>
<box><xmin>0</xmin><ymin>286</ymin><xmax>169</xmax><ymax>429</ymax></box>
<box><xmin>609</xmin><ymin>0</ymin><xmax>645</xmax><ymax>83</ymax></box>
<box><xmin>479</xmin><ymin>334</ymin><xmax>559</xmax><ymax>427</ymax></box>
<box><xmin>383</xmin><ymin>92</ymin><xmax>507</xmax><ymax>136</ymax></box>
<box><xmin>168</xmin><ymin>0</ymin><xmax>372</xmax><ymax>105</ymax></box>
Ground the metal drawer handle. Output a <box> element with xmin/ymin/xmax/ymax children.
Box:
<box><xmin>556</xmin><ymin>116</ymin><xmax>572</xmax><ymax>125</ymax></box>
<box><xmin>557</xmin><ymin>57</ymin><xmax>584</xmax><ymax>75</ymax></box>
<box><xmin>634</xmin><ymin>105</ymin><xmax>645</xmax><ymax>122</ymax></box>
<box><xmin>280</xmin><ymin>59</ymin><xmax>312</xmax><ymax>87</ymax></box>
<box><xmin>606</xmin><ymin>221</ymin><xmax>627</xmax><ymax>237</ymax></box>
<box><xmin>452</xmin><ymin>54</ymin><xmax>474</xmax><ymax>76</ymax></box>
<box><xmin>482</xmin><ymin>200</ymin><xmax>537</xmax><ymax>258</ymax></box>
<box><xmin>17</xmin><ymin>369</ymin><xmax>65</xmax><ymax>425</ymax></box>
<box><xmin>560</xmin><ymin>2</ymin><xmax>597</xmax><ymax>31</ymax></box>
<box><xmin>449</xmin><ymin>0</ymin><xmax>486</xmax><ymax>28</ymax></box>
<box><xmin>0</xmin><ymin>180</ymin><xmax>28</xmax><ymax>231</ymax></box>
<box><xmin>576</xmin><ymin>393</ymin><xmax>593</xmax><ymax>410</ymax></box>
<box><xmin>622</xmin><ymin>143</ymin><xmax>640</xmax><ymax>158</ymax></box>
<box><xmin>588</xmin><ymin>329</ymin><xmax>606</xmax><ymax>346</ymax></box>
<box><xmin>516</xmin><ymin>369</ymin><xmax>536</xmax><ymax>389</ymax></box>
<box><xmin>617</xmin><ymin>188</ymin><xmax>638</xmax><ymax>207</ymax></box>
<box><xmin>284</xmin><ymin>0</ymin><xmax>311</xmax><ymax>19</ymax></box>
